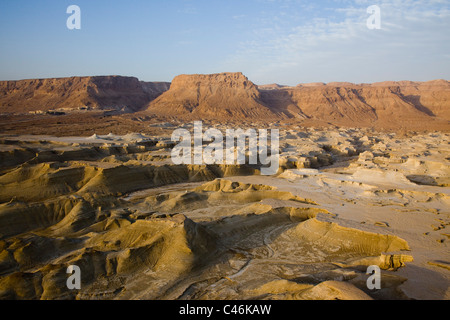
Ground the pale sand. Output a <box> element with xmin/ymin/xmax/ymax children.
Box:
<box><xmin>0</xmin><ymin>128</ymin><xmax>448</xmax><ymax>300</ymax></box>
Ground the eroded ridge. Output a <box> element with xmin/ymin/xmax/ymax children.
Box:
<box><xmin>1</xmin><ymin>176</ymin><xmax>412</xmax><ymax>300</ymax></box>
<box><xmin>1</xmin><ymin>129</ymin><xmax>448</xmax><ymax>300</ymax></box>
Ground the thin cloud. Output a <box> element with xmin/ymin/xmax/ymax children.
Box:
<box><xmin>222</xmin><ymin>0</ymin><xmax>450</xmax><ymax>85</ymax></box>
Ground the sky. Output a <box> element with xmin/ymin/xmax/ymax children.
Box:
<box><xmin>0</xmin><ymin>0</ymin><xmax>449</xmax><ymax>86</ymax></box>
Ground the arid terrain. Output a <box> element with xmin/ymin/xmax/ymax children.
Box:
<box><xmin>1</xmin><ymin>73</ymin><xmax>449</xmax><ymax>135</ymax></box>
<box><xmin>0</xmin><ymin>73</ymin><xmax>449</xmax><ymax>300</ymax></box>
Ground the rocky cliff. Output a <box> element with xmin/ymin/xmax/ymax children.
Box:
<box><xmin>143</xmin><ymin>73</ymin><xmax>449</xmax><ymax>129</ymax></box>
<box><xmin>260</xmin><ymin>80</ymin><xmax>450</xmax><ymax>129</ymax></box>
<box><xmin>145</xmin><ymin>72</ymin><xmax>281</xmax><ymax>119</ymax></box>
<box><xmin>0</xmin><ymin>76</ymin><xmax>170</xmax><ymax>113</ymax></box>
<box><xmin>0</xmin><ymin>73</ymin><xmax>448</xmax><ymax>131</ymax></box>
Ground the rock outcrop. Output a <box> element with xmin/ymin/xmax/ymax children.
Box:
<box><xmin>0</xmin><ymin>73</ymin><xmax>448</xmax><ymax>131</ymax></box>
<box><xmin>145</xmin><ymin>72</ymin><xmax>281</xmax><ymax>119</ymax></box>
<box><xmin>1</xmin><ymin>129</ymin><xmax>448</xmax><ymax>300</ymax></box>
<box><xmin>0</xmin><ymin>76</ymin><xmax>170</xmax><ymax>113</ymax></box>
<box><xmin>261</xmin><ymin>80</ymin><xmax>450</xmax><ymax>130</ymax></box>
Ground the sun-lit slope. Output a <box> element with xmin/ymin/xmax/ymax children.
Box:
<box><xmin>0</xmin><ymin>76</ymin><xmax>170</xmax><ymax>113</ymax></box>
<box><xmin>145</xmin><ymin>72</ymin><xmax>282</xmax><ymax>120</ymax></box>
<box><xmin>0</xmin><ymin>129</ymin><xmax>448</xmax><ymax>300</ymax></box>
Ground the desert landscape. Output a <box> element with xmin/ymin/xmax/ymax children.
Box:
<box><xmin>0</xmin><ymin>72</ymin><xmax>449</xmax><ymax>300</ymax></box>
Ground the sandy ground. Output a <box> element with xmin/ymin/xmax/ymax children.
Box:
<box><xmin>0</xmin><ymin>127</ymin><xmax>448</xmax><ymax>300</ymax></box>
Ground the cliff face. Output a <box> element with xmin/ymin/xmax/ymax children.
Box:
<box><xmin>395</xmin><ymin>80</ymin><xmax>450</xmax><ymax>120</ymax></box>
<box><xmin>261</xmin><ymin>86</ymin><xmax>380</xmax><ymax>123</ymax></box>
<box><xmin>0</xmin><ymin>73</ymin><xmax>448</xmax><ymax>131</ymax></box>
<box><xmin>145</xmin><ymin>72</ymin><xmax>281</xmax><ymax>119</ymax></box>
<box><xmin>260</xmin><ymin>80</ymin><xmax>450</xmax><ymax>129</ymax></box>
<box><xmin>144</xmin><ymin>74</ymin><xmax>448</xmax><ymax>129</ymax></box>
<box><xmin>0</xmin><ymin>76</ymin><xmax>170</xmax><ymax>113</ymax></box>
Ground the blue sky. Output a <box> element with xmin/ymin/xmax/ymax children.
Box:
<box><xmin>0</xmin><ymin>0</ymin><xmax>449</xmax><ymax>85</ymax></box>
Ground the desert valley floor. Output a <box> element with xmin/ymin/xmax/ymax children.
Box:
<box><xmin>0</xmin><ymin>123</ymin><xmax>448</xmax><ymax>300</ymax></box>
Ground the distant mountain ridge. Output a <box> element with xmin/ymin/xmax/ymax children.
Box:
<box><xmin>260</xmin><ymin>82</ymin><xmax>450</xmax><ymax>126</ymax></box>
<box><xmin>143</xmin><ymin>73</ymin><xmax>449</xmax><ymax>129</ymax></box>
<box><xmin>0</xmin><ymin>73</ymin><xmax>448</xmax><ymax>130</ymax></box>
<box><xmin>0</xmin><ymin>76</ymin><xmax>170</xmax><ymax>113</ymax></box>
<box><xmin>145</xmin><ymin>72</ymin><xmax>281</xmax><ymax>119</ymax></box>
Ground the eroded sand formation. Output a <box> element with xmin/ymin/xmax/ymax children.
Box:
<box><xmin>0</xmin><ymin>127</ymin><xmax>448</xmax><ymax>300</ymax></box>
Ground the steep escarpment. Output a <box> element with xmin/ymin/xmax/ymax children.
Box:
<box><xmin>0</xmin><ymin>76</ymin><xmax>170</xmax><ymax>113</ymax></box>
<box><xmin>143</xmin><ymin>74</ymin><xmax>448</xmax><ymax>130</ymax></box>
<box><xmin>394</xmin><ymin>80</ymin><xmax>450</xmax><ymax>120</ymax></box>
<box><xmin>0</xmin><ymin>73</ymin><xmax>448</xmax><ymax>131</ymax></box>
<box><xmin>259</xmin><ymin>80</ymin><xmax>450</xmax><ymax>130</ymax></box>
<box><xmin>144</xmin><ymin>72</ymin><xmax>281</xmax><ymax>120</ymax></box>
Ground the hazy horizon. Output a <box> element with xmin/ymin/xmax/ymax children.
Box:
<box><xmin>0</xmin><ymin>0</ymin><xmax>449</xmax><ymax>86</ymax></box>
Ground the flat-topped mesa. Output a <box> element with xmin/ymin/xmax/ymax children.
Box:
<box><xmin>371</xmin><ymin>79</ymin><xmax>450</xmax><ymax>88</ymax></box>
<box><xmin>257</xmin><ymin>83</ymin><xmax>287</xmax><ymax>90</ymax></box>
<box><xmin>297</xmin><ymin>82</ymin><xmax>326</xmax><ymax>87</ymax></box>
<box><xmin>260</xmin><ymin>79</ymin><xmax>450</xmax><ymax>128</ymax></box>
<box><xmin>367</xmin><ymin>79</ymin><xmax>450</xmax><ymax>120</ymax></box>
<box><xmin>0</xmin><ymin>72</ymin><xmax>448</xmax><ymax>131</ymax></box>
<box><xmin>144</xmin><ymin>72</ymin><xmax>281</xmax><ymax>120</ymax></box>
<box><xmin>326</xmin><ymin>82</ymin><xmax>357</xmax><ymax>87</ymax></box>
<box><xmin>0</xmin><ymin>76</ymin><xmax>170</xmax><ymax>113</ymax></box>
<box><xmin>371</xmin><ymin>80</ymin><xmax>420</xmax><ymax>87</ymax></box>
<box><xmin>170</xmin><ymin>72</ymin><xmax>256</xmax><ymax>90</ymax></box>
